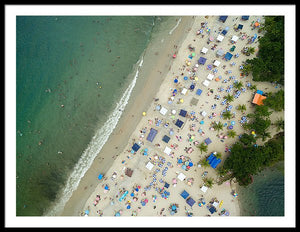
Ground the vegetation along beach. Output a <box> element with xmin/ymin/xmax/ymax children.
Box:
<box><xmin>16</xmin><ymin>14</ymin><xmax>286</xmax><ymax>220</ymax></box>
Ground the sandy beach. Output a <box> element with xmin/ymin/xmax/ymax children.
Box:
<box><xmin>60</xmin><ymin>15</ymin><xmax>284</xmax><ymax>218</ymax></box>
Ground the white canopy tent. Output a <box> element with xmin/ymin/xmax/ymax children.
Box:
<box><xmin>202</xmin><ymin>80</ymin><xmax>210</xmax><ymax>87</ymax></box>
<box><xmin>217</xmin><ymin>34</ymin><xmax>224</xmax><ymax>42</ymax></box>
<box><xmin>181</xmin><ymin>88</ymin><xmax>188</xmax><ymax>95</ymax></box>
<box><xmin>164</xmin><ymin>146</ymin><xmax>172</xmax><ymax>155</ymax></box>
<box><xmin>159</xmin><ymin>107</ymin><xmax>168</xmax><ymax>116</ymax></box>
<box><xmin>213</xmin><ymin>60</ymin><xmax>221</xmax><ymax>67</ymax></box>
<box><xmin>231</xmin><ymin>35</ymin><xmax>239</xmax><ymax>42</ymax></box>
<box><xmin>207</xmin><ymin>73</ymin><xmax>214</xmax><ymax>81</ymax></box>
<box><xmin>145</xmin><ymin>161</ymin><xmax>154</xmax><ymax>171</ymax></box>
<box><xmin>201</xmin><ymin>47</ymin><xmax>208</xmax><ymax>54</ymax></box>
<box><xmin>177</xmin><ymin>172</ymin><xmax>186</xmax><ymax>181</ymax></box>
<box><xmin>200</xmin><ymin>185</ymin><xmax>208</xmax><ymax>193</ymax></box>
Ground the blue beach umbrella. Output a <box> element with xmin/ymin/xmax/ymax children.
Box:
<box><xmin>231</xmin><ymin>121</ymin><xmax>235</xmax><ymax>125</ymax></box>
<box><xmin>189</xmin><ymin>162</ymin><xmax>193</xmax><ymax>167</ymax></box>
<box><xmin>200</xmin><ymin>120</ymin><xmax>204</xmax><ymax>125</ymax></box>
<box><xmin>182</xmin><ymin>165</ymin><xmax>186</xmax><ymax>170</ymax></box>
<box><xmin>178</xmin><ymin>159</ymin><xmax>183</xmax><ymax>164</ymax></box>
<box><xmin>174</xmin><ymin>79</ymin><xmax>178</xmax><ymax>83</ymax></box>
<box><xmin>184</xmin><ymin>76</ymin><xmax>188</xmax><ymax>80</ymax></box>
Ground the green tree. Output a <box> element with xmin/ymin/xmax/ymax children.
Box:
<box><xmin>273</xmin><ymin>118</ymin><xmax>284</xmax><ymax>131</ymax></box>
<box><xmin>245</xmin><ymin>16</ymin><xmax>284</xmax><ymax>85</ymax></box>
<box><xmin>222</xmin><ymin>111</ymin><xmax>233</xmax><ymax>120</ymax></box>
<box><xmin>203</xmin><ymin>177</ymin><xmax>214</xmax><ymax>188</ymax></box>
<box><xmin>224</xmin><ymin>94</ymin><xmax>234</xmax><ymax>103</ymax></box>
<box><xmin>199</xmin><ymin>157</ymin><xmax>210</xmax><ymax>167</ymax></box>
<box><xmin>198</xmin><ymin>142</ymin><xmax>208</xmax><ymax>154</ymax></box>
<box><xmin>212</xmin><ymin>121</ymin><xmax>224</xmax><ymax>132</ymax></box>
<box><xmin>239</xmin><ymin>133</ymin><xmax>257</xmax><ymax>146</ymax></box>
<box><xmin>233</xmin><ymin>81</ymin><xmax>243</xmax><ymax>90</ymax></box>
<box><xmin>237</xmin><ymin>104</ymin><xmax>247</xmax><ymax>113</ymax></box>
<box><xmin>227</xmin><ymin>130</ymin><xmax>237</xmax><ymax>139</ymax></box>
<box><xmin>214</xmin><ymin>152</ymin><xmax>222</xmax><ymax>159</ymax></box>
<box><xmin>264</xmin><ymin>89</ymin><xmax>284</xmax><ymax>111</ymax></box>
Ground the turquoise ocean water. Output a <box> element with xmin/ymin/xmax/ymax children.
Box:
<box><xmin>16</xmin><ymin>16</ymin><xmax>170</xmax><ymax>216</ymax></box>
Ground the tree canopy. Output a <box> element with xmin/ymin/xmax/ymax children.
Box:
<box><xmin>245</xmin><ymin>16</ymin><xmax>284</xmax><ymax>85</ymax></box>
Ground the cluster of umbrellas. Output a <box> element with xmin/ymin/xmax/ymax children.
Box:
<box><xmin>198</xmin><ymin>198</ymin><xmax>206</xmax><ymax>207</ymax></box>
<box><xmin>234</xmin><ymin>90</ymin><xmax>242</xmax><ymax>98</ymax></box>
<box><xmin>169</xmin><ymin>203</ymin><xmax>179</xmax><ymax>215</ymax></box>
<box><xmin>177</xmin><ymin>155</ymin><xmax>194</xmax><ymax>171</ymax></box>
<box><xmin>226</xmin><ymin>84</ymin><xmax>233</xmax><ymax>93</ymax></box>
<box><xmin>140</xmin><ymin>198</ymin><xmax>149</xmax><ymax>206</ymax></box>
<box><xmin>240</xmin><ymin>116</ymin><xmax>248</xmax><ymax>124</ymax></box>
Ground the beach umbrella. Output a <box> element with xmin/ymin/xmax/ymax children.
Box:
<box><xmin>182</xmin><ymin>165</ymin><xmax>186</xmax><ymax>170</ymax></box>
<box><xmin>127</xmin><ymin>205</ymin><xmax>131</xmax><ymax>209</ymax></box>
<box><xmin>180</xmin><ymin>99</ymin><xmax>184</xmax><ymax>103</ymax></box>
<box><xmin>209</xmin><ymin>35</ymin><xmax>214</xmax><ymax>41</ymax></box>
<box><xmin>207</xmin><ymin>64</ymin><xmax>212</xmax><ymax>70</ymax></box>
<box><xmin>173</xmin><ymin>54</ymin><xmax>177</xmax><ymax>58</ymax></box>
<box><xmin>189</xmin><ymin>162</ymin><xmax>193</xmax><ymax>167</ymax></box>
<box><xmin>184</xmin><ymin>76</ymin><xmax>188</xmax><ymax>80</ymax></box>
<box><xmin>85</xmin><ymin>210</ymin><xmax>90</xmax><ymax>215</ymax></box>
<box><xmin>115</xmin><ymin>212</ymin><xmax>120</xmax><ymax>216</ymax></box>
<box><xmin>231</xmin><ymin>121</ymin><xmax>235</xmax><ymax>125</ymax></box>
<box><xmin>195</xmin><ymin>77</ymin><xmax>198</xmax><ymax>81</ymax></box>
<box><xmin>200</xmin><ymin>120</ymin><xmax>204</xmax><ymax>125</ymax></box>
<box><xmin>171</xmin><ymin>109</ymin><xmax>176</xmax><ymax>115</ymax></box>
<box><xmin>174</xmin><ymin>78</ymin><xmax>178</xmax><ymax>83</ymax></box>
<box><xmin>228</xmin><ymin>125</ymin><xmax>233</xmax><ymax>130</ymax></box>
<box><xmin>178</xmin><ymin>159</ymin><xmax>183</xmax><ymax>164</ymax></box>
<box><xmin>190</xmin><ymin>84</ymin><xmax>195</xmax><ymax>89</ymax></box>
<box><xmin>98</xmin><ymin>174</ymin><xmax>103</xmax><ymax>180</ymax></box>
<box><xmin>192</xmin><ymin>52</ymin><xmax>196</xmax><ymax>57</ymax></box>
<box><xmin>142</xmin><ymin>112</ymin><xmax>146</xmax><ymax>116</ymax></box>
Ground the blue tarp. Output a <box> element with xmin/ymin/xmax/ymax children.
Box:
<box><xmin>164</xmin><ymin>182</ymin><xmax>170</xmax><ymax>188</ymax></box>
<box><xmin>219</xmin><ymin>16</ymin><xmax>228</xmax><ymax>22</ymax></box>
<box><xmin>209</xmin><ymin>206</ymin><xmax>217</xmax><ymax>214</ymax></box>
<box><xmin>175</xmin><ymin>119</ymin><xmax>184</xmax><ymax>128</ymax></box>
<box><xmin>132</xmin><ymin>143</ymin><xmax>140</xmax><ymax>152</ymax></box>
<box><xmin>162</xmin><ymin>135</ymin><xmax>170</xmax><ymax>143</ymax></box>
<box><xmin>186</xmin><ymin>197</ymin><xmax>196</xmax><ymax>207</ymax></box>
<box><xmin>207</xmin><ymin>153</ymin><xmax>215</xmax><ymax>163</ymax></box>
<box><xmin>198</xmin><ymin>57</ymin><xmax>207</xmax><ymax>65</ymax></box>
<box><xmin>206</xmin><ymin>153</ymin><xmax>221</xmax><ymax>169</ymax></box>
<box><xmin>196</xmin><ymin>89</ymin><xmax>203</xmax><ymax>96</ymax></box>
<box><xmin>224</xmin><ymin>52</ymin><xmax>233</xmax><ymax>61</ymax></box>
<box><xmin>179</xmin><ymin>109</ymin><xmax>187</xmax><ymax>117</ymax></box>
<box><xmin>147</xmin><ymin>128</ymin><xmax>158</xmax><ymax>142</ymax></box>
<box><xmin>221</xmin><ymin>29</ymin><xmax>228</xmax><ymax>35</ymax></box>
<box><xmin>241</xmin><ymin>16</ymin><xmax>249</xmax><ymax>20</ymax></box>
<box><xmin>181</xmin><ymin>190</ymin><xmax>189</xmax><ymax>199</ymax></box>
<box><xmin>210</xmin><ymin>158</ymin><xmax>221</xmax><ymax>169</ymax></box>
<box><xmin>256</xmin><ymin>89</ymin><xmax>263</xmax><ymax>95</ymax></box>
<box><xmin>204</xmin><ymin>137</ymin><xmax>212</xmax><ymax>145</ymax></box>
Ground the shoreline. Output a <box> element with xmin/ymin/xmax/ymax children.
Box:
<box><xmin>60</xmin><ymin>15</ymin><xmax>284</xmax><ymax>217</ymax></box>
<box><xmin>59</xmin><ymin>16</ymin><xmax>195</xmax><ymax>216</ymax></box>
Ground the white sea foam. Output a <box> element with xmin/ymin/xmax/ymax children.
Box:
<box><xmin>169</xmin><ymin>17</ymin><xmax>182</xmax><ymax>35</ymax></box>
<box><xmin>45</xmin><ymin>56</ymin><xmax>144</xmax><ymax>216</ymax></box>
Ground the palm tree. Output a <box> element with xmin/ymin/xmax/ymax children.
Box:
<box><xmin>237</xmin><ymin>104</ymin><xmax>247</xmax><ymax>113</ymax></box>
<box><xmin>227</xmin><ymin>130</ymin><xmax>237</xmax><ymax>138</ymax></box>
<box><xmin>273</xmin><ymin>118</ymin><xmax>284</xmax><ymax>132</ymax></box>
<box><xmin>199</xmin><ymin>158</ymin><xmax>210</xmax><ymax>168</ymax></box>
<box><xmin>233</xmin><ymin>81</ymin><xmax>243</xmax><ymax>90</ymax></box>
<box><xmin>198</xmin><ymin>142</ymin><xmax>208</xmax><ymax>154</ymax></box>
<box><xmin>212</xmin><ymin>121</ymin><xmax>224</xmax><ymax>132</ymax></box>
<box><xmin>203</xmin><ymin>177</ymin><xmax>214</xmax><ymax>188</ymax></box>
<box><xmin>249</xmin><ymin>84</ymin><xmax>257</xmax><ymax>91</ymax></box>
<box><xmin>248</xmin><ymin>46</ymin><xmax>256</xmax><ymax>55</ymax></box>
<box><xmin>260</xmin><ymin>131</ymin><xmax>271</xmax><ymax>142</ymax></box>
<box><xmin>222</xmin><ymin>111</ymin><xmax>232</xmax><ymax>120</ymax></box>
<box><xmin>224</xmin><ymin>94</ymin><xmax>234</xmax><ymax>103</ymax></box>
<box><xmin>214</xmin><ymin>152</ymin><xmax>222</xmax><ymax>159</ymax></box>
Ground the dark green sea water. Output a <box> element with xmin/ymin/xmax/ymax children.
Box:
<box><xmin>237</xmin><ymin>161</ymin><xmax>284</xmax><ymax>216</ymax></box>
<box><xmin>16</xmin><ymin>16</ymin><xmax>170</xmax><ymax>216</ymax></box>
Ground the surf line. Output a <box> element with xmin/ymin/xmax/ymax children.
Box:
<box><xmin>45</xmin><ymin>55</ymin><xmax>145</xmax><ymax>216</ymax></box>
<box><xmin>169</xmin><ymin>17</ymin><xmax>182</xmax><ymax>35</ymax></box>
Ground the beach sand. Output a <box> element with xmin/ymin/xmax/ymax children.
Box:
<box><xmin>60</xmin><ymin>15</ymin><xmax>284</xmax><ymax>218</ymax></box>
